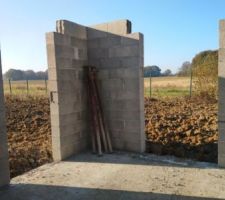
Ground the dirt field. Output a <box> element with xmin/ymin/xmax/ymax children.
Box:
<box><xmin>145</xmin><ymin>97</ymin><xmax>218</xmax><ymax>162</ymax></box>
<box><xmin>5</xmin><ymin>94</ymin><xmax>218</xmax><ymax>178</ymax></box>
<box><xmin>5</xmin><ymin>95</ymin><xmax>52</xmax><ymax>178</ymax></box>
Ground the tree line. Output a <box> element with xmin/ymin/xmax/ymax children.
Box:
<box><xmin>3</xmin><ymin>69</ymin><xmax>48</xmax><ymax>80</ymax></box>
<box><xmin>144</xmin><ymin>66</ymin><xmax>172</xmax><ymax>77</ymax></box>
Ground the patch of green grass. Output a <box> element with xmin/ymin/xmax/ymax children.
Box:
<box><xmin>144</xmin><ymin>87</ymin><xmax>190</xmax><ymax>98</ymax></box>
<box><xmin>3</xmin><ymin>80</ymin><xmax>48</xmax><ymax>96</ymax></box>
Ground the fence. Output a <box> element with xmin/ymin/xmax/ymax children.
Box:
<box><xmin>3</xmin><ymin>79</ymin><xmax>48</xmax><ymax>96</ymax></box>
<box><xmin>144</xmin><ymin>74</ymin><xmax>193</xmax><ymax>98</ymax></box>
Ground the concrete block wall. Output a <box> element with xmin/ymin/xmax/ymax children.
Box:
<box><xmin>46</xmin><ymin>21</ymin><xmax>89</xmax><ymax>161</ymax></box>
<box><xmin>219</xmin><ymin>20</ymin><xmax>225</xmax><ymax>167</ymax></box>
<box><xmin>87</xmin><ymin>20</ymin><xmax>145</xmax><ymax>152</ymax></box>
<box><xmin>46</xmin><ymin>19</ymin><xmax>145</xmax><ymax>161</ymax></box>
<box><xmin>0</xmin><ymin>50</ymin><xmax>10</xmax><ymax>186</ymax></box>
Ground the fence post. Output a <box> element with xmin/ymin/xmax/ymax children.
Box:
<box><xmin>26</xmin><ymin>79</ymin><xmax>29</xmax><ymax>95</ymax></box>
<box><xmin>149</xmin><ymin>71</ymin><xmax>152</xmax><ymax>98</ymax></box>
<box><xmin>8</xmin><ymin>79</ymin><xmax>12</xmax><ymax>94</ymax></box>
<box><xmin>189</xmin><ymin>66</ymin><xmax>193</xmax><ymax>98</ymax></box>
<box><xmin>45</xmin><ymin>78</ymin><xmax>47</xmax><ymax>94</ymax></box>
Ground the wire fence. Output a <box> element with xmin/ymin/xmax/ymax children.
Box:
<box><xmin>3</xmin><ymin>79</ymin><xmax>48</xmax><ymax>96</ymax></box>
<box><xmin>144</xmin><ymin>74</ymin><xmax>193</xmax><ymax>99</ymax></box>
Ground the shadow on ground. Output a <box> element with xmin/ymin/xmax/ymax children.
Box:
<box><xmin>0</xmin><ymin>184</ymin><xmax>223</xmax><ymax>200</ymax></box>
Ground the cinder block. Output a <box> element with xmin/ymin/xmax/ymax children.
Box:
<box><xmin>48</xmin><ymin>80</ymin><xmax>58</xmax><ymax>91</ymax></box>
<box><xmin>99</xmin><ymin>35</ymin><xmax>121</xmax><ymax>48</ymax></box>
<box><xmin>46</xmin><ymin>44</ymin><xmax>56</xmax><ymax>67</ymax></box>
<box><xmin>0</xmin><ymin>158</ymin><xmax>10</xmax><ymax>187</ymax></box>
<box><xmin>107</xmin><ymin>119</ymin><xmax>125</xmax><ymax>131</ymax></box>
<box><xmin>87</xmin><ymin>28</ymin><xmax>108</xmax><ymax>39</ymax></box>
<box><xmin>57</xmin><ymin>20</ymin><xmax>87</xmax><ymax>39</ymax></box>
<box><xmin>0</xmin><ymin>131</ymin><xmax>8</xmax><ymax>159</ymax></box>
<box><xmin>88</xmin><ymin>48</ymin><xmax>108</xmax><ymax>59</ymax></box>
<box><xmin>219</xmin><ymin>122</ymin><xmax>225</xmax><ymax>141</ymax></box>
<box><xmin>124</xmin><ymin>119</ymin><xmax>141</xmax><ymax>132</ymax></box>
<box><xmin>87</xmin><ymin>39</ymin><xmax>100</xmax><ymax>49</ymax></box>
<box><xmin>90</xmin><ymin>23</ymin><xmax>108</xmax><ymax>32</ymax></box>
<box><xmin>218</xmin><ymin>153</ymin><xmax>225</xmax><ymax>167</ymax></box>
<box><xmin>55</xmin><ymin>45</ymin><xmax>75</xmax><ymax>59</ymax></box>
<box><xmin>219</xmin><ymin>48</ymin><xmax>225</xmax><ymax>77</ymax></box>
<box><xmin>72</xmin><ymin>59</ymin><xmax>88</xmax><ymax>68</ymax></box>
<box><xmin>219</xmin><ymin>141</ymin><xmax>225</xmax><ymax>156</ymax></box>
<box><xmin>107</xmin><ymin>19</ymin><xmax>132</xmax><ymax>35</ymax></box>
<box><xmin>218</xmin><ymin>77</ymin><xmax>225</xmax><ymax>121</ymax></box>
<box><xmin>46</xmin><ymin>32</ymin><xmax>71</xmax><ymax>46</ymax></box>
<box><xmin>109</xmin><ymin>45</ymin><xmax>139</xmax><ymax>58</ymax></box>
<box><xmin>220</xmin><ymin>20</ymin><xmax>225</xmax><ymax>49</ymax></box>
<box><xmin>121</xmin><ymin>57</ymin><xmax>140</xmax><ymax>68</ymax></box>
<box><xmin>71</xmin><ymin>37</ymin><xmax>87</xmax><ymax>48</ymax></box>
<box><xmin>99</xmin><ymin>58</ymin><xmax>121</xmax><ymax>69</ymax></box>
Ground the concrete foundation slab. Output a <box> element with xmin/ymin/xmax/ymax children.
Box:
<box><xmin>0</xmin><ymin>152</ymin><xmax>225</xmax><ymax>200</ymax></box>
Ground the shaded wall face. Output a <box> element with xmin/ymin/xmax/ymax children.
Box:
<box><xmin>0</xmin><ymin>51</ymin><xmax>10</xmax><ymax>186</ymax></box>
<box><xmin>219</xmin><ymin>20</ymin><xmax>225</xmax><ymax>167</ymax></box>
<box><xmin>46</xmin><ymin>19</ymin><xmax>145</xmax><ymax>161</ymax></box>
<box><xmin>87</xmin><ymin>27</ymin><xmax>145</xmax><ymax>152</ymax></box>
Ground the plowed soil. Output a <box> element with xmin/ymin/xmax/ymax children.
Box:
<box><xmin>145</xmin><ymin>97</ymin><xmax>218</xmax><ymax>163</ymax></box>
<box><xmin>5</xmin><ymin>96</ymin><xmax>52</xmax><ymax>178</ymax></box>
<box><xmin>5</xmin><ymin>96</ymin><xmax>218</xmax><ymax>178</ymax></box>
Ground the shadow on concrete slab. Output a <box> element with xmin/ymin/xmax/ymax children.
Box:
<box><xmin>0</xmin><ymin>184</ymin><xmax>223</xmax><ymax>200</ymax></box>
<box><xmin>65</xmin><ymin>151</ymin><xmax>219</xmax><ymax>170</ymax></box>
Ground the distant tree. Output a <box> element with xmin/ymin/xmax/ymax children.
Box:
<box><xmin>144</xmin><ymin>65</ymin><xmax>161</xmax><ymax>77</ymax></box>
<box><xmin>4</xmin><ymin>69</ymin><xmax>24</xmax><ymax>80</ymax></box>
<box><xmin>191</xmin><ymin>50</ymin><xmax>218</xmax><ymax>98</ymax></box>
<box><xmin>177</xmin><ymin>61</ymin><xmax>191</xmax><ymax>76</ymax></box>
<box><xmin>24</xmin><ymin>70</ymin><xmax>36</xmax><ymax>80</ymax></box>
<box><xmin>162</xmin><ymin>69</ymin><xmax>172</xmax><ymax>76</ymax></box>
<box><xmin>3</xmin><ymin>69</ymin><xmax>48</xmax><ymax>80</ymax></box>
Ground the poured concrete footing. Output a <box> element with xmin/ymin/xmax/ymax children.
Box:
<box><xmin>0</xmin><ymin>152</ymin><xmax>225</xmax><ymax>200</ymax></box>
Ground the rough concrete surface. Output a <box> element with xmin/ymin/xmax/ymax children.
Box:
<box><xmin>0</xmin><ymin>152</ymin><xmax>225</xmax><ymax>200</ymax></box>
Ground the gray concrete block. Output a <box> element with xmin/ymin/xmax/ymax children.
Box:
<box><xmin>220</xmin><ymin>20</ymin><xmax>225</xmax><ymax>49</ymax></box>
<box><xmin>72</xmin><ymin>59</ymin><xmax>88</xmax><ymax>69</ymax></box>
<box><xmin>87</xmin><ymin>39</ymin><xmax>100</xmax><ymax>49</ymax></box>
<box><xmin>218</xmin><ymin>77</ymin><xmax>225</xmax><ymax>121</ymax></box>
<box><xmin>124</xmin><ymin>119</ymin><xmax>141</xmax><ymax>132</ymax></box>
<box><xmin>87</xmin><ymin>28</ymin><xmax>108</xmax><ymax>39</ymax></box>
<box><xmin>219</xmin><ymin>48</ymin><xmax>225</xmax><ymax>77</ymax></box>
<box><xmin>218</xmin><ymin>153</ymin><xmax>225</xmax><ymax>167</ymax></box>
<box><xmin>218</xmin><ymin>141</ymin><xmax>225</xmax><ymax>156</ymax></box>
<box><xmin>46</xmin><ymin>44</ymin><xmax>56</xmax><ymax>68</ymax></box>
<box><xmin>121</xmin><ymin>57</ymin><xmax>140</xmax><ymax>68</ymax></box>
<box><xmin>90</xmin><ymin>23</ymin><xmax>108</xmax><ymax>32</ymax></box>
<box><xmin>46</xmin><ymin>32</ymin><xmax>71</xmax><ymax>46</ymax></box>
<box><xmin>219</xmin><ymin>122</ymin><xmax>225</xmax><ymax>141</ymax></box>
<box><xmin>0</xmin><ymin>132</ymin><xmax>8</xmax><ymax>159</ymax></box>
<box><xmin>55</xmin><ymin>45</ymin><xmax>76</xmax><ymax>59</ymax></box>
<box><xmin>88</xmin><ymin>48</ymin><xmax>108</xmax><ymax>59</ymax></box>
<box><xmin>57</xmin><ymin>20</ymin><xmax>87</xmax><ymax>39</ymax></box>
<box><xmin>109</xmin><ymin>45</ymin><xmax>139</xmax><ymax>58</ymax></box>
<box><xmin>99</xmin><ymin>35</ymin><xmax>121</xmax><ymax>48</ymax></box>
<box><xmin>71</xmin><ymin>37</ymin><xmax>87</xmax><ymax>48</ymax></box>
<box><xmin>107</xmin><ymin>20</ymin><xmax>132</xmax><ymax>35</ymax></box>
<box><xmin>99</xmin><ymin>58</ymin><xmax>121</xmax><ymax>69</ymax></box>
<box><xmin>0</xmin><ymin>158</ymin><xmax>10</xmax><ymax>187</ymax></box>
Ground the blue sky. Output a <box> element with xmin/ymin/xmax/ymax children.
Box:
<box><xmin>0</xmin><ymin>0</ymin><xmax>225</xmax><ymax>73</ymax></box>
